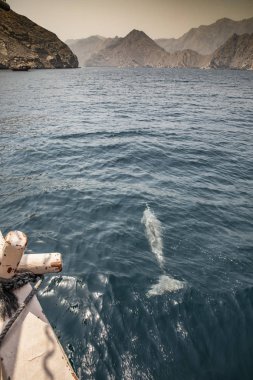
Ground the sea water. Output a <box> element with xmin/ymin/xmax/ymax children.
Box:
<box><xmin>0</xmin><ymin>67</ymin><xmax>253</xmax><ymax>379</ymax></box>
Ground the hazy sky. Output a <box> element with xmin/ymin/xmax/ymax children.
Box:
<box><xmin>8</xmin><ymin>0</ymin><xmax>253</xmax><ymax>41</ymax></box>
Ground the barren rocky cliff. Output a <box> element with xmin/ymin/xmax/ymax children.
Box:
<box><xmin>210</xmin><ymin>33</ymin><xmax>253</xmax><ymax>70</ymax></box>
<box><xmin>0</xmin><ymin>7</ymin><xmax>78</xmax><ymax>69</ymax></box>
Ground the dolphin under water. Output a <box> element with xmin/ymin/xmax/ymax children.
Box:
<box><xmin>142</xmin><ymin>206</ymin><xmax>185</xmax><ymax>296</ymax></box>
<box><xmin>141</xmin><ymin>205</ymin><xmax>164</xmax><ymax>269</ymax></box>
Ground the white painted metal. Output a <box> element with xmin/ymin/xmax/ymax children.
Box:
<box><xmin>0</xmin><ymin>231</ymin><xmax>27</xmax><ymax>279</ymax></box>
<box><xmin>0</xmin><ymin>230</ymin><xmax>63</xmax><ymax>276</ymax></box>
<box><xmin>18</xmin><ymin>252</ymin><xmax>62</xmax><ymax>274</ymax></box>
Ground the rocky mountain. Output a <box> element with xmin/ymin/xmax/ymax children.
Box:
<box><xmin>167</xmin><ymin>49</ymin><xmax>210</xmax><ymax>68</ymax></box>
<box><xmin>84</xmin><ymin>29</ymin><xmax>209</xmax><ymax>68</ymax></box>
<box><xmin>66</xmin><ymin>35</ymin><xmax>120</xmax><ymax>67</ymax></box>
<box><xmin>85</xmin><ymin>30</ymin><xmax>169</xmax><ymax>67</ymax></box>
<box><xmin>0</xmin><ymin>6</ymin><xmax>78</xmax><ymax>69</ymax></box>
<box><xmin>210</xmin><ymin>33</ymin><xmax>253</xmax><ymax>70</ymax></box>
<box><xmin>155</xmin><ymin>17</ymin><xmax>253</xmax><ymax>55</ymax></box>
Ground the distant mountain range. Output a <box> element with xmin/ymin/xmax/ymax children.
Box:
<box><xmin>0</xmin><ymin>5</ymin><xmax>252</xmax><ymax>71</ymax></box>
<box><xmin>67</xmin><ymin>17</ymin><xmax>253</xmax><ymax>70</ymax></box>
<box><xmin>155</xmin><ymin>17</ymin><xmax>253</xmax><ymax>55</ymax></box>
<box><xmin>83</xmin><ymin>30</ymin><xmax>210</xmax><ymax>68</ymax></box>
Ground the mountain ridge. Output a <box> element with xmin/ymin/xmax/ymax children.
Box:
<box><xmin>85</xmin><ymin>29</ymin><xmax>169</xmax><ymax>67</ymax></box>
<box><xmin>155</xmin><ymin>17</ymin><xmax>253</xmax><ymax>54</ymax></box>
<box><xmin>85</xmin><ymin>29</ymin><xmax>210</xmax><ymax>68</ymax></box>
<box><xmin>67</xmin><ymin>16</ymin><xmax>253</xmax><ymax>68</ymax></box>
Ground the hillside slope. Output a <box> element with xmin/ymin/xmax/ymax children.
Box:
<box><xmin>0</xmin><ymin>7</ymin><xmax>78</xmax><ymax>69</ymax></box>
<box><xmin>66</xmin><ymin>35</ymin><xmax>120</xmax><ymax>67</ymax></box>
<box><xmin>85</xmin><ymin>30</ymin><xmax>169</xmax><ymax>67</ymax></box>
<box><xmin>210</xmin><ymin>33</ymin><xmax>253</xmax><ymax>70</ymax></box>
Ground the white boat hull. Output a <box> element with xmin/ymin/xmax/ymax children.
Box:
<box><xmin>0</xmin><ymin>284</ymin><xmax>78</xmax><ymax>380</ymax></box>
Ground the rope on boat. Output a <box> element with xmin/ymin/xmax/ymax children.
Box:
<box><xmin>0</xmin><ymin>273</ymin><xmax>44</xmax><ymax>347</ymax></box>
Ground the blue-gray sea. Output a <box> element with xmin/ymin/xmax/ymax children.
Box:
<box><xmin>0</xmin><ymin>68</ymin><xmax>253</xmax><ymax>380</ymax></box>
